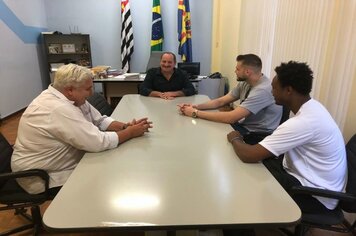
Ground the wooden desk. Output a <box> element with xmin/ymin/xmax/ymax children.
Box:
<box><xmin>43</xmin><ymin>95</ymin><xmax>300</xmax><ymax>232</ymax></box>
<box><xmin>93</xmin><ymin>74</ymin><xmax>145</xmax><ymax>103</ymax></box>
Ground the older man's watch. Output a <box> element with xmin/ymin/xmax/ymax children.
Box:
<box><xmin>192</xmin><ymin>109</ymin><xmax>198</xmax><ymax>118</ymax></box>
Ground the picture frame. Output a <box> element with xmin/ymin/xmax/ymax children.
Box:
<box><xmin>48</xmin><ymin>44</ymin><xmax>61</xmax><ymax>54</ymax></box>
<box><xmin>62</xmin><ymin>44</ymin><xmax>76</xmax><ymax>53</ymax></box>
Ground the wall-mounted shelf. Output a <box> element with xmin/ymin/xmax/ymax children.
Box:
<box><xmin>42</xmin><ymin>33</ymin><xmax>92</xmax><ymax>80</ymax></box>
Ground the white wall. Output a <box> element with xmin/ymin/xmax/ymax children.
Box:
<box><xmin>44</xmin><ymin>0</ymin><xmax>122</xmax><ymax>69</ymax></box>
<box><xmin>0</xmin><ymin>0</ymin><xmax>213</xmax><ymax>118</ymax></box>
<box><xmin>0</xmin><ymin>0</ymin><xmax>48</xmax><ymax>118</ymax></box>
<box><xmin>45</xmin><ymin>0</ymin><xmax>213</xmax><ymax>74</ymax></box>
<box><xmin>211</xmin><ymin>0</ymin><xmax>242</xmax><ymax>89</ymax></box>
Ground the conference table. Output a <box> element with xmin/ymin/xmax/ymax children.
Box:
<box><xmin>43</xmin><ymin>94</ymin><xmax>300</xmax><ymax>233</ymax></box>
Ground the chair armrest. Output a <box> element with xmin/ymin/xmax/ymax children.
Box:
<box><xmin>0</xmin><ymin>169</ymin><xmax>50</xmax><ymax>192</ymax></box>
<box><xmin>290</xmin><ymin>185</ymin><xmax>356</xmax><ymax>202</ymax></box>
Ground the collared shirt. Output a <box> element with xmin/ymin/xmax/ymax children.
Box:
<box><xmin>139</xmin><ymin>67</ymin><xmax>196</xmax><ymax>96</ymax></box>
<box><xmin>11</xmin><ymin>85</ymin><xmax>119</xmax><ymax>194</ymax></box>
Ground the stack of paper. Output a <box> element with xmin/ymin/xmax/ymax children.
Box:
<box><xmin>113</xmin><ymin>75</ymin><xmax>126</xmax><ymax>80</ymax></box>
<box><xmin>123</xmin><ymin>73</ymin><xmax>140</xmax><ymax>80</ymax></box>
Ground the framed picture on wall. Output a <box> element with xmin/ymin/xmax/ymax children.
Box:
<box><xmin>62</xmin><ymin>44</ymin><xmax>76</xmax><ymax>53</ymax></box>
<box><xmin>48</xmin><ymin>44</ymin><xmax>61</xmax><ymax>54</ymax></box>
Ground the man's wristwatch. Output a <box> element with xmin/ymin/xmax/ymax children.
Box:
<box><xmin>192</xmin><ymin>109</ymin><xmax>198</xmax><ymax>118</ymax></box>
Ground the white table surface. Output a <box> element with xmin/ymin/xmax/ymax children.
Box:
<box><xmin>43</xmin><ymin>94</ymin><xmax>300</xmax><ymax>232</ymax></box>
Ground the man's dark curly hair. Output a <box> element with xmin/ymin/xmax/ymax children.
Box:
<box><xmin>236</xmin><ymin>54</ymin><xmax>262</xmax><ymax>71</ymax></box>
<box><xmin>274</xmin><ymin>61</ymin><xmax>313</xmax><ymax>95</ymax></box>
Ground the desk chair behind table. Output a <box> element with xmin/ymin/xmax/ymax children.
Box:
<box><xmin>146</xmin><ymin>51</ymin><xmax>165</xmax><ymax>71</ymax></box>
<box><xmin>241</xmin><ymin>105</ymin><xmax>290</xmax><ymax>145</ymax></box>
<box><xmin>87</xmin><ymin>92</ymin><xmax>114</xmax><ymax>116</ymax></box>
<box><xmin>139</xmin><ymin>51</ymin><xmax>165</xmax><ymax>94</ymax></box>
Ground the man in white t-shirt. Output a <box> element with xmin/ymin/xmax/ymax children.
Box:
<box><xmin>227</xmin><ymin>61</ymin><xmax>347</xmax><ymax>213</ymax></box>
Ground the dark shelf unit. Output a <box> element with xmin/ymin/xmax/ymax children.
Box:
<box><xmin>42</xmin><ymin>33</ymin><xmax>92</xmax><ymax>74</ymax></box>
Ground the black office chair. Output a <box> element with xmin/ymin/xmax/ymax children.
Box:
<box><xmin>87</xmin><ymin>92</ymin><xmax>114</xmax><ymax>116</ymax></box>
<box><xmin>243</xmin><ymin>105</ymin><xmax>290</xmax><ymax>145</ymax></box>
<box><xmin>280</xmin><ymin>105</ymin><xmax>290</xmax><ymax>125</ymax></box>
<box><xmin>287</xmin><ymin>134</ymin><xmax>356</xmax><ymax>236</ymax></box>
<box><xmin>0</xmin><ymin>133</ymin><xmax>50</xmax><ymax>236</ymax></box>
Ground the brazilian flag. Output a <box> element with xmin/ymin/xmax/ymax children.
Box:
<box><xmin>151</xmin><ymin>0</ymin><xmax>164</xmax><ymax>51</ymax></box>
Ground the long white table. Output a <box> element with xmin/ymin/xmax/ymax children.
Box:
<box><xmin>43</xmin><ymin>94</ymin><xmax>300</xmax><ymax>232</ymax></box>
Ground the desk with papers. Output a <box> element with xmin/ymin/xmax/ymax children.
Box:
<box><xmin>93</xmin><ymin>73</ymin><xmax>145</xmax><ymax>103</ymax></box>
<box><xmin>93</xmin><ymin>75</ymin><xmax>224</xmax><ymax>104</ymax></box>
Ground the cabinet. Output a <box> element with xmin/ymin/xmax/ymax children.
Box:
<box><xmin>42</xmin><ymin>33</ymin><xmax>92</xmax><ymax>77</ymax></box>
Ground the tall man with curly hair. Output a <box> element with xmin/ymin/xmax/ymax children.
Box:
<box><xmin>227</xmin><ymin>61</ymin><xmax>347</xmax><ymax>213</ymax></box>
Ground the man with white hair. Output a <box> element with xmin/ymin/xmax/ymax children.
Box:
<box><xmin>12</xmin><ymin>64</ymin><xmax>152</xmax><ymax>196</ymax></box>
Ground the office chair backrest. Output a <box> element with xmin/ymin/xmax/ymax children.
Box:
<box><xmin>0</xmin><ymin>133</ymin><xmax>13</xmax><ymax>187</ymax></box>
<box><xmin>87</xmin><ymin>92</ymin><xmax>113</xmax><ymax>116</ymax></box>
<box><xmin>280</xmin><ymin>105</ymin><xmax>290</xmax><ymax>124</ymax></box>
<box><xmin>146</xmin><ymin>51</ymin><xmax>165</xmax><ymax>72</ymax></box>
<box><xmin>340</xmin><ymin>134</ymin><xmax>356</xmax><ymax>212</ymax></box>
